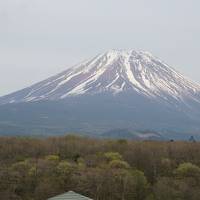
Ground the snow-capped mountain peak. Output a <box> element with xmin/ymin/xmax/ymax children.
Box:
<box><xmin>1</xmin><ymin>50</ymin><xmax>200</xmax><ymax>105</ymax></box>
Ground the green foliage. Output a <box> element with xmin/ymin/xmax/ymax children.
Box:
<box><xmin>109</xmin><ymin>160</ymin><xmax>130</xmax><ymax>169</ymax></box>
<box><xmin>1</xmin><ymin>136</ymin><xmax>200</xmax><ymax>200</ymax></box>
<box><xmin>56</xmin><ymin>161</ymin><xmax>73</xmax><ymax>175</ymax></box>
<box><xmin>131</xmin><ymin>170</ymin><xmax>149</xmax><ymax>200</ymax></box>
<box><xmin>45</xmin><ymin>155</ymin><xmax>60</xmax><ymax>162</ymax></box>
<box><xmin>104</xmin><ymin>152</ymin><xmax>123</xmax><ymax>161</ymax></box>
<box><xmin>175</xmin><ymin>162</ymin><xmax>200</xmax><ymax>178</ymax></box>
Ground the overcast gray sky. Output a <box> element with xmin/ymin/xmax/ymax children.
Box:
<box><xmin>0</xmin><ymin>0</ymin><xmax>200</xmax><ymax>96</ymax></box>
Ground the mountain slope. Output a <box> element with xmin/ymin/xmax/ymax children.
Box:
<box><xmin>1</xmin><ymin>50</ymin><xmax>200</xmax><ymax>138</ymax></box>
<box><xmin>1</xmin><ymin>50</ymin><xmax>200</xmax><ymax>105</ymax></box>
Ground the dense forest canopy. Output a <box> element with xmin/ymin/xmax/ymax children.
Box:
<box><xmin>0</xmin><ymin>135</ymin><xmax>200</xmax><ymax>200</ymax></box>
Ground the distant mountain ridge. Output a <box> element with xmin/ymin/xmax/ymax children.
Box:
<box><xmin>0</xmin><ymin>50</ymin><xmax>200</xmax><ymax>139</ymax></box>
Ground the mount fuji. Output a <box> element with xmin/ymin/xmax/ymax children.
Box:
<box><xmin>1</xmin><ymin>50</ymin><xmax>200</xmax><ymax>139</ymax></box>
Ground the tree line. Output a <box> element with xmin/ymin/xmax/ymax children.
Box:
<box><xmin>0</xmin><ymin>135</ymin><xmax>200</xmax><ymax>200</ymax></box>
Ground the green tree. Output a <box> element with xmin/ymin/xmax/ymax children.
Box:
<box><xmin>175</xmin><ymin>162</ymin><xmax>200</xmax><ymax>178</ymax></box>
<box><xmin>104</xmin><ymin>152</ymin><xmax>123</xmax><ymax>162</ymax></box>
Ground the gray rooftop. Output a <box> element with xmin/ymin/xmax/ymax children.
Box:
<box><xmin>47</xmin><ymin>191</ymin><xmax>93</xmax><ymax>200</ymax></box>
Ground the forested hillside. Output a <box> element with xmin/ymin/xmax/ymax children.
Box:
<box><xmin>1</xmin><ymin>136</ymin><xmax>200</xmax><ymax>200</ymax></box>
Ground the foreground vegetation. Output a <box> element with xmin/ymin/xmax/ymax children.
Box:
<box><xmin>0</xmin><ymin>136</ymin><xmax>200</xmax><ymax>200</ymax></box>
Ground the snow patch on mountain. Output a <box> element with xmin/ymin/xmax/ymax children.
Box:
<box><xmin>1</xmin><ymin>49</ymin><xmax>200</xmax><ymax>106</ymax></box>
